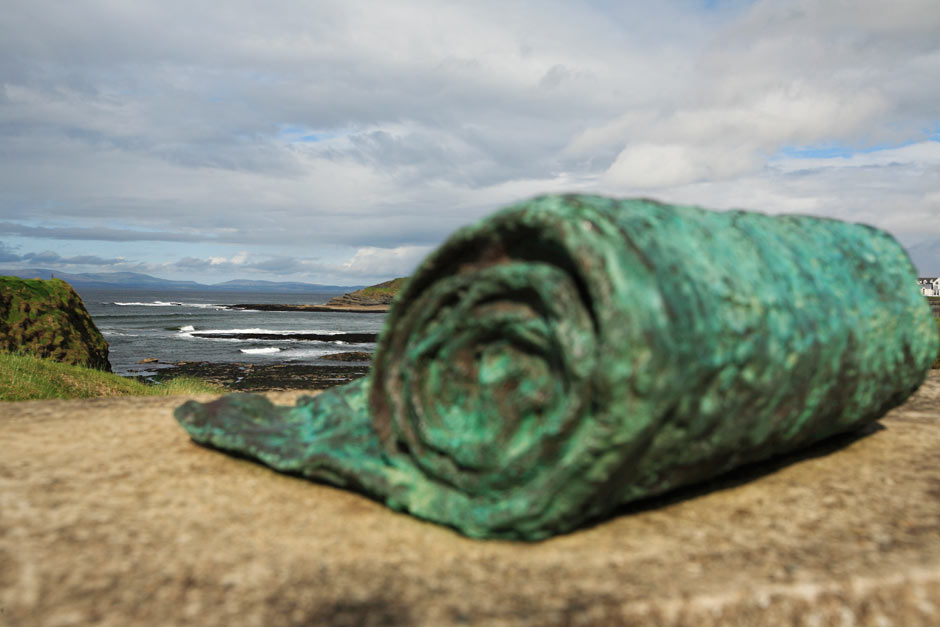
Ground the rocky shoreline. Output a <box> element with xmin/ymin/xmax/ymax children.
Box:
<box><xmin>152</xmin><ymin>360</ymin><xmax>371</xmax><ymax>391</ymax></box>
<box><xmin>224</xmin><ymin>278</ymin><xmax>405</xmax><ymax>313</ymax></box>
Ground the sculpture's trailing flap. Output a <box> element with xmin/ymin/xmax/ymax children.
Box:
<box><xmin>176</xmin><ymin>195</ymin><xmax>939</xmax><ymax>540</ymax></box>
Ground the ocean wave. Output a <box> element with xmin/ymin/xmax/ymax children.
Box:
<box><xmin>239</xmin><ymin>347</ymin><xmax>282</xmax><ymax>355</ymax></box>
<box><xmin>111</xmin><ymin>301</ymin><xmax>223</xmax><ymax>309</ymax></box>
<box><xmin>188</xmin><ymin>330</ymin><xmax>377</xmax><ymax>343</ymax></box>
<box><xmin>181</xmin><ymin>327</ymin><xmax>344</xmax><ymax>337</ymax></box>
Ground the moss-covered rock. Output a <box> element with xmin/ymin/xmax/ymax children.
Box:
<box><xmin>0</xmin><ymin>277</ymin><xmax>110</xmax><ymax>371</ymax></box>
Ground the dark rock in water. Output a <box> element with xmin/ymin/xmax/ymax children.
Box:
<box><xmin>0</xmin><ymin>276</ymin><xmax>110</xmax><ymax>370</ymax></box>
<box><xmin>155</xmin><ymin>361</ymin><xmax>369</xmax><ymax>391</ymax></box>
<box><xmin>326</xmin><ymin>278</ymin><xmax>406</xmax><ymax>307</ymax></box>
<box><xmin>320</xmin><ymin>351</ymin><xmax>372</xmax><ymax>362</ymax></box>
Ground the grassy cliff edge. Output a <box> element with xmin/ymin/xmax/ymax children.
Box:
<box><xmin>1</xmin><ymin>276</ymin><xmax>110</xmax><ymax>370</ymax></box>
<box><xmin>0</xmin><ymin>351</ymin><xmax>222</xmax><ymax>402</ymax></box>
<box><xmin>326</xmin><ymin>277</ymin><xmax>406</xmax><ymax>307</ymax></box>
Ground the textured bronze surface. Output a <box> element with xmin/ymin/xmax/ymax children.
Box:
<box><xmin>176</xmin><ymin>195</ymin><xmax>939</xmax><ymax>540</ymax></box>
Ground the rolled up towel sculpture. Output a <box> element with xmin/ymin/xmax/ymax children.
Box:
<box><xmin>176</xmin><ymin>195</ymin><xmax>939</xmax><ymax>540</ymax></box>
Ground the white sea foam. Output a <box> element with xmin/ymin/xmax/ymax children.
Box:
<box><xmin>239</xmin><ymin>347</ymin><xmax>282</xmax><ymax>355</ymax></box>
<box><xmin>112</xmin><ymin>301</ymin><xmax>222</xmax><ymax>309</ymax></box>
<box><xmin>175</xmin><ymin>327</ymin><xmax>347</xmax><ymax>344</ymax></box>
<box><xmin>184</xmin><ymin>327</ymin><xmax>343</xmax><ymax>337</ymax></box>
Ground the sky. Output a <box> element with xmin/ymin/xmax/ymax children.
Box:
<box><xmin>1</xmin><ymin>0</ymin><xmax>939</xmax><ymax>285</ymax></box>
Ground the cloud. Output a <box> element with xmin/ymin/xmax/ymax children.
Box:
<box><xmin>20</xmin><ymin>250</ymin><xmax>127</xmax><ymax>266</ymax></box>
<box><xmin>167</xmin><ymin>251</ymin><xmax>331</xmax><ymax>279</ymax></box>
<box><xmin>605</xmin><ymin>85</ymin><xmax>892</xmax><ymax>188</ymax></box>
<box><xmin>209</xmin><ymin>252</ymin><xmax>248</xmax><ymax>266</ymax></box>
<box><xmin>597</xmin><ymin>0</ymin><xmax>937</xmax><ymax>190</ymax></box>
<box><xmin>0</xmin><ymin>223</ymin><xmax>210</xmax><ymax>242</ymax></box>
<box><xmin>173</xmin><ymin>256</ymin><xmax>212</xmax><ymax>271</ymax></box>
<box><xmin>0</xmin><ymin>241</ymin><xmax>22</xmax><ymax>262</ymax></box>
<box><xmin>0</xmin><ymin>0</ymin><xmax>938</xmax><ymax>280</ymax></box>
<box><xmin>907</xmin><ymin>240</ymin><xmax>940</xmax><ymax>277</ymax></box>
<box><xmin>341</xmin><ymin>245</ymin><xmax>432</xmax><ymax>277</ymax></box>
<box><xmin>168</xmin><ymin>245</ymin><xmax>430</xmax><ymax>281</ymax></box>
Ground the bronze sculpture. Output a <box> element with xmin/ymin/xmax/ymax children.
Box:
<box><xmin>176</xmin><ymin>195</ymin><xmax>938</xmax><ymax>540</ymax></box>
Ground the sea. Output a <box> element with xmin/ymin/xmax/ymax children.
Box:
<box><xmin>74</xmin><ymin>288</ymin><xmax>386</xmax><ymax>377</ymax></box>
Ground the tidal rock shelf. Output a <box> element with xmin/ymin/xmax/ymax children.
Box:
<box><xmin>154</xmin><ymin>361</ymin><xmax>370</xmax><ymax>391</ymax></box>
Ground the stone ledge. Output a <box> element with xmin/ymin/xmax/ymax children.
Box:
<box><xmin>2</xmin><ymin>374</ymin><xmax>939</xmax><ymax>626</ymax></box>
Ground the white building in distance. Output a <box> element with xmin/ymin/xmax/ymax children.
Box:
<box><xmin>918</xmin><ymin>277</ymin><xmax>940</xmax><ymax>297</ymax></box>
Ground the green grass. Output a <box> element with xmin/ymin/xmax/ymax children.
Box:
<box><xmin>0</xmin><ymin>351</ymin><xmax>224</xmax><ymax>402</ymax></box>
<box><xmin>359</xmin><ymin>277</ymin><xmax>407</xmax><ymax>298</ymax></box>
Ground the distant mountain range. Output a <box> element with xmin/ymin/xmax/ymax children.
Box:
<box><xmin>0</xmin><ymin>268</ymin><xmax>363</xmax><ymax>293</ymax></box>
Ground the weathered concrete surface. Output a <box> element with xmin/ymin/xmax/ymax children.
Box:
<box><xmin>2</xmin><ymin>375</ymin><xmax>939</xmax><ymax>626</ymax></box>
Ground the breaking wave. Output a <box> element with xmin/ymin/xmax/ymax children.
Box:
<box><xmin>112</xmin><ymin>301</ymin><xmax>223</xmax><ymax>309</ymax></box>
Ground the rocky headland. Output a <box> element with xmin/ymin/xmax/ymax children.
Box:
<box><xmin>325</xmin><ymin>277</ymin><xmax>406</xmax><ymax>307</ymax></box>
<box><xmin>228</xmin><ymin>277</ymin><xmax>407</xmax><ymax>313</ymax></box>
<box><xmin>0</xmin><ymin>275</ymin><xmax>110</xmax><ymax>370</ymax></box>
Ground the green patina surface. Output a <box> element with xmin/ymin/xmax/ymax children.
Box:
<box><xmin>1</xmin><ymin>276</ymin><xmax>110</xmax><ymax>370</ymax></box>
<box><xmin>176</xmin><ymin>195</ymin><xmax>939</xmax><ymax>540</ymax></box>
